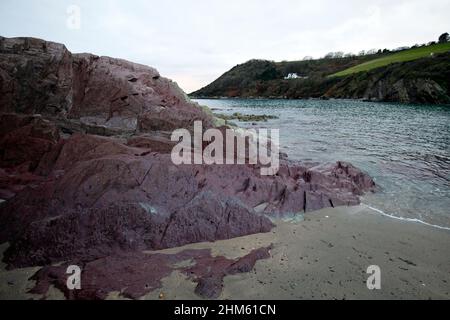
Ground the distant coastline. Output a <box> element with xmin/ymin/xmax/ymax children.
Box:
<box><xmin>191</xmin><ymin>42</ymin><xmax>450</xmax><ymax>105</ymax></box>
<box><xmin>191</xmin><ymin>96</ymin><xmax>450</xmax><ymax>107</ymax></box>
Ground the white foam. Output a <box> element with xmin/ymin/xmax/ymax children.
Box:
<box><xmin>361</xmin><ymin>203</ymin><xmax>450</xmax><ymax>231</ymax></box>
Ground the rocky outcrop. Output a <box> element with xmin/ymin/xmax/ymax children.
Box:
<box><xmin>0</xmin><ymin>114</ymin><xmax>60</xmax><ymax>170</ymax></box>
<box><xmin>0</xmin><ymin>114</ymin><xmax>61</xmax><ymax>199</ymax></box>
<box><xmin>0</xmin><ymin>37</ymin><xmax>73</xmax><ymax>115</ymax></box>
<box><xmin>364</xmin><ymin>78</ymin><xmax>449</xmax><ymax>104</ymax></box>
<box><xmin>0</xmin><ymin>36</ymin><xmax>213</xmax><ymax>131</ymax></box>
<box><xmin>0</xmin><ymin>37</ymin><xmax>375</xmax><ymax>292</ymax></box>
<box><xmin>324</xmin><ymin>56</ymin><xmax>450</xmax><ymax>104</ymax></box>
<box><xmin>0</xmin><ymin>119</ymin><xmax>374</xmax><ymax>268</ymax></box>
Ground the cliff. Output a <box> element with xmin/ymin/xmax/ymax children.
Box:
<box><xmin>191</xmin><ymin>53</ymin><xmax>450</xmax><ymax>104</ymax></box>
<box><xmin>324</xmin><ymin>54</ymin><xmax>450</xmax><ymax>104</ymax></box>
<box><xmin>0</xmin><ymin>36</ymin><xmax>213</xmax><ymax>131</ymax></box>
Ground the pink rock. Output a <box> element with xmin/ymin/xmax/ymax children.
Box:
<box><xmin>30</xmin><ymin>246</ymin><xmax>272</xmax><ymax>300</ymax></box>
<box><xmin>0</xmin><ymin>130</ymin><xmax>374</xmax><ymax>268</ymax></box>
<box><xmin>0</xmin><ymin>36</ymin><xmax>214</xmax><ymax>132</ymax></box>
<box><xmin>0</xmin><ymin>37</ymin><xmax>376</xmax><ymax>271</ymax></box>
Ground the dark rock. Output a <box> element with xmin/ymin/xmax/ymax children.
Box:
<box><xmin>0</xmin><ymin>113</ymin><xmax>60</xmax><ymax>170</ymax></box>
<box><xmin>0</xmin><ymin>114</ymin><xmax>60</xmax><ymax>199</ymax></box>
<box><xmin>328</xmin><ymin>74</ymin><xmax>450</xmax><ymax>105</ymax></box>
<box><xmin>0</xmin><ymin>37</ymin><xmax>73</xmax><ymax>115</ymax></box>
<box><xmin>126</xmin><ymin>134</ymin><xmax>176</xmax><ymax>154</ymax></box>
<box><xmin>0</xmin><ymin>132</ymin><xmax>275</xmax><ymax>267</ymax></box>
<box><xmin>214</xmin><ymin>112</ymin><xmax>279</xmax><ymax>122</ymax></box>
<box><xmin>30</xmin><ymin>246</ymin><xmax>272</xmax><ymax>300</ymax></box>
<box><xmin>0</xmin><ymin>128</ymin><xmax>374</xmax><ymax>268</ymax></box>
<box><xmin>189</xmin><ymin>246</ymin><xmax>272</xmax><ymax>299</ymax></box>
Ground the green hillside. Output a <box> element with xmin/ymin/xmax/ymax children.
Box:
<box><xmin>331</xmin><ymin>42</ymin><xmax>450</xmax><ymax>77</ymax></box>
<box><xmin>191</xmin><ymin>41</ymin><xmax>450</xmax><ymax>105</ymax></box>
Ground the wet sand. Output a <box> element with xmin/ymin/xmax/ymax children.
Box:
<box><xmin>1</xmin><ymin>205</ymin><xmax>449</xmax><ymax>300</ymax></box>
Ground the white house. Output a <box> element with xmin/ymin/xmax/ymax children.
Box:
<box><xmin>284</xmin><ymin>73</ymin><xmax>299</xmax><ymax>79</ymax></box>
<box><xmin>284</xmin><ymin>73</ymin><xmax>308</xmax><ymax>80</ymax></box>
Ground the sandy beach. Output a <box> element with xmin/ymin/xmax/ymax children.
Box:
<box><xmin>1</xmin><ymin>205</ymin><xmax>449</xmax><ymax>300</ymax></box>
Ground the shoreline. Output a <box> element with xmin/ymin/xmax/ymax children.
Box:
<box><xmin>190</xmin><ymin>96</ymin><xmax>450</xmax><ymax>107</ymax></box>
<box><xmin>1</xmin><ymin>205</ymin><xmax>449</xmax><ymax>300</ymax></box>
<box><xmin>361</xmin><ymin>203</ymin><xmax>450</xmax><ymax>231</ymax></box>
<box><xmin>149</xmin><ymin>205</ymin><xmax>450</xmax><ymax>300</ymax></box>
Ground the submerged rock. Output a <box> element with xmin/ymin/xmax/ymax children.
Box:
<box><xmin>214</xmin><ymin>112</ymin><xmax>279</xmax><ymax>122</ymax></box>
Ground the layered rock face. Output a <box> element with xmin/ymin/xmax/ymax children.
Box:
<box><xmin>0</xmin><ymin>37</ymin><xmax>375</xmax><ymax>274</ymax></box>
<box><xmin>324</xmin><ymin>55</ymin><xmax>450</xmax><ymax>105</ymax></box>
<box><xmin>0</xmin><ymin>36</ymin><xmax>213</xmax><ymax>130</ymax></box>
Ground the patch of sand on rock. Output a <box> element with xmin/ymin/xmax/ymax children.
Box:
<box><xmin>0</xmin><ymin>243</ymin><xmax>66</xmax><ymax>300</ymax></box>
<box><xmin>144</xmin><ymin>231</ymin><xmax>275</xmax><ymax>261</ymax></box>
<box><xmin>140</xmin><ymin>271</ymin><xmax>199</xmax><ymax>300</ymax></box>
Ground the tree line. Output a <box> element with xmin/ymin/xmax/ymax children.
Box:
<box><xmin>315</xmin><ymin>32</ymin><xmax>449</xmax><ymax>61</ymax></box>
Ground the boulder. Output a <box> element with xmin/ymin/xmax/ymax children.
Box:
<box><xmin>70</xmin><ymin>53</ymin><xmax>213</xmax><ymax>131</ymax></box>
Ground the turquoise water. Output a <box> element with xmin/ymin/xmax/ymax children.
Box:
<box><xmin>194</xmin><ymin>98</ymin><xmax>450</xmax><ymax>229</ymax></box>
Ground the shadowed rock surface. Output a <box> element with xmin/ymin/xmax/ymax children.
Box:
<box><xmin>0</xmin><ymin>121</ymin><xmax>373</xmax><ymax>268</ymax></box>
<box><xmin>0</xmin><ymin>37</ymin><xmax>375</xmax><ymax>297</ymax></box>
<box><xmin>30</xmin><ymin>246</ymin><xmax>272</xmax><ymax>300</ymax></box>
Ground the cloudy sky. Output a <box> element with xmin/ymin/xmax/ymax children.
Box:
<box><xmin>1</xmin><ymin>0</ymin><xmax>449</xmax><ymax>93</ymax></box>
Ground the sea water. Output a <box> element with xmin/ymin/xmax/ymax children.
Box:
<box><xmin>194</xmin><ymin>98</ymin><xmax>450</xmax><ymax>229</ymax></box>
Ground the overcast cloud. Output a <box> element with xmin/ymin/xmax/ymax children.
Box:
<box><xmin>1</xmin><ymin>0</ymin><xmax>449</xmax><ymax>93</ymax></box>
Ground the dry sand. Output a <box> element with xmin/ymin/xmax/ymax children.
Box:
<box><xmin>1</xmin><ymin>205</ymin><xmax>449</xmax><ymax>300</ymax></box>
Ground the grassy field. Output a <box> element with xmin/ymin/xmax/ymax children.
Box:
<box><xmin>330</xmin><ymin>42</ymin><xmax>450</xmax><ymax>77</ymax></box>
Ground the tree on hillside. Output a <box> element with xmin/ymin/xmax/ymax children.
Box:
<box><xmin>438</xmin><ymin>32</ymin><xmax>449</xmax><ymax>43</ymax></box>
<box><xmin>324</xmin><ymin>52</ymin><xmax>346</xmax><ymax>59</ymax></box>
